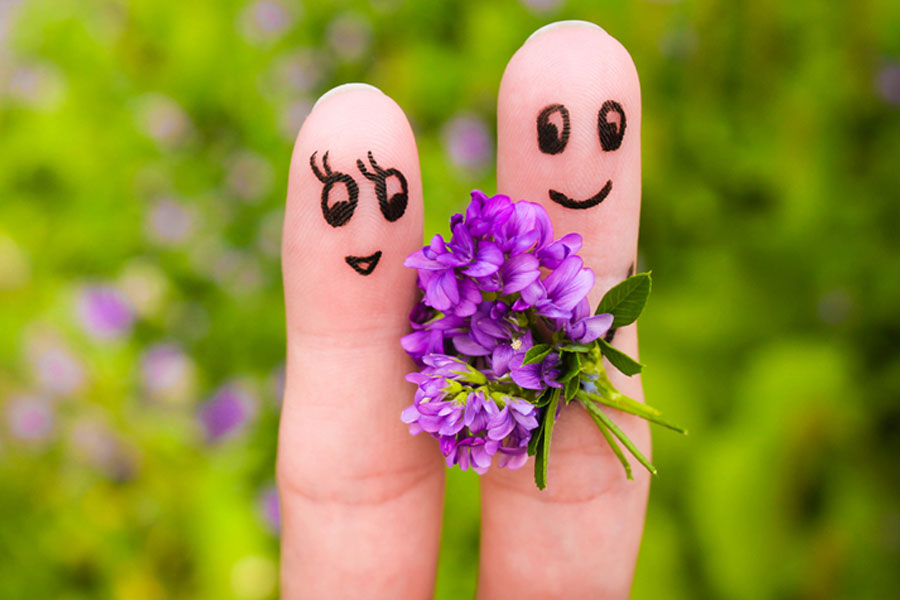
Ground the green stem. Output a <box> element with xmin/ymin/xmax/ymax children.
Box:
<box><xmin>579</xmin><ymin>393</ymin><xmax>657</xmax><ymax>476</ymax></box>
<box><xmin>583</xmin><ymin>402</ymin><xmax>633</xmax><ymax>480</ymax></box>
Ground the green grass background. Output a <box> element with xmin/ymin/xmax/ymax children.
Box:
<box><xmin>1</xmin><ymin>0</ymin><xmax>898</xmax><ymax>598</ymax></box>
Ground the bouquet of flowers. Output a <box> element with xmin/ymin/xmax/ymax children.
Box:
<box><xmin>401</xmin><ymin>191</ymin><xmax>685</xmax><ymax>489</ymax></box>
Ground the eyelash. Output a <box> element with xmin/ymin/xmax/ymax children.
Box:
<box><xmin>309</xmin><ymin>150</ymin><xmax>409</xmax><ymax>227</ymax></box>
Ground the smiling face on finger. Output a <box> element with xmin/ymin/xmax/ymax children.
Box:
<box><xmin>308</xmin><ymin>148</ymin><xmax>409</xmax><ymax>276</ymax></box>
<box><xmin>498</xmin><ymin>23</ymin><xmax>641</xmax><ymax>224</ymax></box>
<box><xmin>537</xmin><ymin>99</ymin><xmax>627</xmax><ymax>209</ymax></box>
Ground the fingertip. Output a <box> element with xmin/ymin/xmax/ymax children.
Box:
<box><xmin>498</xmin><ymin>21</ymin><xmax>641</xmax><ymax>298</ymax></box>
<box><xmin>283</xmin><ymin>85</ymin><xmax>423</xmax><ymax>339</ymax></box>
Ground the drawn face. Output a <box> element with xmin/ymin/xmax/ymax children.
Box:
<box><xmin>309</xmin><ymin>150</ymin><xmax>409</xmax><ymax>275</ymax></box>
<box><xmin>536</xmin><ymin>100</ymin><xmax>626</xmax><ymax>209</ymax></box>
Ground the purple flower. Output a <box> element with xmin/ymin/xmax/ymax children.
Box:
<box><xmin>140</xmin><ymin>343</ymin><xmax>194</xmax><ymax>402</ymax></box>
<box><xmin>494</xmin><ymin>200</ymin><xmax>552</xmax><ymax>256</ymax></box>
<box><xmin>197</xmin><ymin>384</ymin><xmax>257</xmax><ymax>442</ymax></box>
<box><xmin>464</xmin><ymin>191</ymin><xmax>515</xmax><ymax>240</ymax></box>
<box><xmin>511</xmin><ymin>350</ymin><xmax>563</xmax><ymax>390</ymax></box>
<box><xmin>258</xmin><ymin>485</ymin><xmax>281</xmax><ymax>535</ymax></box>
<box><xmin>70</xmin><ymin>419</ymin><xmax>137</xmax><ymax>481</ymax></box>
<box><xmin>146</xmin><ymin>197</ymin><xmax>194</xmax><ymax>246</ymax></box>
<box><xmin>402</xmin><ymin>303</ymin><xmax>467</xmax><ymax>363</ymax></box>
<box><xmin>405</xmin><ymin>224</ymin><xmax>503</xmax><ymax>316</ymax></box>
<box><xmin>402</xmin><ymin>382</ymin><xmax>539</xmax><ymax>475</ymax></box>
<box><xmin>6</xmin><ymin>395</ymin><xmax>54</xmax><ymax>443</ymax></box>
<box><xmin>444</xmin><ymin>117</ymin><xmax>494</xmax><ymax>172</ymax></box>
<box><xmin>564</xmin><ymin>299</ymin><xmax>614</xmax><ymax>344</ymax></box>
<box><xmin>76</xmin><ymin>285</ymin><xmax>134</xmax><ymax>340</ymax></box>
<box><xmin>26</xmin><ymin>335</ymin><xmax>85</xmax><ymax>396</ymax></box>
<box><xmin>518</xmin><ymin>255</ymin><xmax>594</xmax><ymax>320</ymax></box>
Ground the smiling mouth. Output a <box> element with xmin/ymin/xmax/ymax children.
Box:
<box><xmin>548</xmin><ymin>180</ymin><xmax>612</xmax><ymax>210</ymax></box>
<box><xmin>345</xmin><ymin>251</ymin><xmax>382</xmax><ymax>276</ymax></box>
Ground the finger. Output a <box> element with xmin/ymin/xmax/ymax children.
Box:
<box><xmin>278</xmin><ymin>83</ymin><xmax>444</xmax><ymax>599</ymax></box>
<box><xmin>479</xmin><ymin>22</ymin><xmax>649</xmax><ymax>599</ymax></box>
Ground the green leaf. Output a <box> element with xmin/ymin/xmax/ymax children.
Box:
<box><xmin>534</xmin><ymin>389</ymin><xmax>560</xmax><ymax>490</ymax></box>
<box><xmin>532</xmin><ymin>387</ymin><xmax>554</xmax><ymax>407</ymax></box>
<box><xmin>595</xmin><ymin>272</ymin><xmax>652</xmax><ymax>327</ymax></box>
<box><xmin>559</xmin><ymin>344</ymin><xmax>592</xmax><ymax>353</ymax></box>
<box><xmin>523</xmin><ymin>343</ymin><xmax>552</xmax><ymax>365</ymax></box>
<box><xmin>564</xmin><ymin>376</ymin><xmax>580</xmax><ymax>403</ymax></box>
<box><xmin>597</xmin><ymin>337</ymin><xmax>643</xmax><ymax>376</ymax></box>
<box><xmin>527</xmin><ymin>426</ymin><xmax>542</xmax><ymax>456</ymax></box>
<box><xmin>581</xmin><ymin>398</ymin><xmax>657</xmax><ymax>476</ymax></box>
<box><xmin>558</xmin><ymin>353</ymin><xmax>582</xmax><ymax>383</ymax></box>
<box><xmin>584</xmin><ymin>405</ymin><xmax>633</xmax><ymax>480</ymax></box>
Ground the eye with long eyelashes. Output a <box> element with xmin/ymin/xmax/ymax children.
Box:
<box><xmin>310</xmin><ymin>150</ymin><xmax>359</xmax><ymax>228</ymax></box>
<box><xmin>598</xmin><ymin>100</ymin><xmax>626</xmax><ymax>151</ymax></box>
<box><xmin>536</xmin><ymin>104</ymin><xmax>570</xmax><ymax>155</ymax></box>
<box><xmin>356</xmin><ymin>150</ymin><xmax>408</xmax><ymax>222</ymax></box>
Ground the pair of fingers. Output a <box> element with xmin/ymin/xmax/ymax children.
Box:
<box><xmin>279</xmin><ymin>21</ymin><xmax>648</xmax><ymax>599</ymax></box>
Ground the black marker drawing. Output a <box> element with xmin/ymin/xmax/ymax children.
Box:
<box><xmin>345</xmin><ymin>251</ymin><xmax>382</xmax><ymax>276</ymax></box>
<box><xmin>598</xmin><ymin>100</ymin><xmax>626</xmax><ymax>151</ymax></box>
<box><xmin>549</xmin><ymin>181</ymin><xmax>612</xmax><ymax>210</ymax></box>
<box><xmin>310</xmin><ymin>150</ymin><xmax>359</xmax><ymax>227</ymax></box>
<box><xmin>537</xmin><ymin>104</ymin><xmax>570</xmax><ymax>155</ymax></box>
<box><xmin>540</xmin><ymin>100</ymin><xmax>626</xmax><ymax>210</ymax></box>
<box><xmin>356</xmin><ymin>151</ymin><xmax>408</xmax><ymax>222</ymax></box>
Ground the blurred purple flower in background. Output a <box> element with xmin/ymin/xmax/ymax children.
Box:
<box><xmin>520</xmin><ymin>0</ymin><xmax>564</xmax><ymax>15</ymax></box>
<box><xmin>877</xmin><ymin>62</ymin><xmax>900</xmax><ymax>106</ymax></box>
<box><xmin>274</xmin><ymin>50</ymin><xmax>326</xmax><ymax>94</ymax></box>
<box><xmin>256</xmin><ymin>209</ymin><xmax>285</xmax><ymax>258</ymax></box>
<box><xmin>198</xmin><ymin>383</ymin><xmax>257</xmax><ymax>442</ymax></box>
<box><xmin>76</xmin><ymin>285</ymin><xmax>134</xmax><ymax>341</ymax></box>
<box><xmin>326</xmin><ymin>13</ymin><xmax>373</xmax><ymax>62</ymax></box>
<box><xmin>5</xmin><ymin>395</ymin><xmax>55</xmax><ymax>444</ymax></box>
<box><xmin>141</xmin><ymin>343</ymin><xmax>195</xmax><ymax>404</ymax></box>
<box><xmin>226</xmin><ymin>150</ymin><xmax>274</xmax><ymax>203</ymax></box>
<box><xmin>119</xmin><ymin>259</ymin><xmax>169</xmax><ymax>318</ymax></box>
<box><xmin>70</xmin><ymin>418</ymin><xmax>137</xmax><ymax>481</ymax></box>
<box><xmin>135</xmin><ymin>93</ymin><xmax>193</xmax><ymax>148</ymax></box>
<box><xmin>258</xmin><ymin>485</ymin><xmax>281</xmax><ymax>535</ymax></box>
<box><xmin>5</xmin><ymin>61</ymin><xmax>66</xmax><ymax>109</ymax></box>
<box><xmin>26</xmin><ymin>332</ymin><xmax>85</xmax><ymax>395</ymax></box>
<box><xmin>146</xmin><ymin>197</ymin><xmax>195</xmax><ymax>246</ymax></box>
<box><xmin>443</xmin><ymin>114</ymin><xmax>493</xmax><ymax>172</ymax></box>
<box><xmin>279</xmin><ymin>99</ymin><xmax>314</xmax><ymax>141</ymax></box>
<box><xmin>239</xmin><ymin>0</ymin><xmax>295</xmax><ymax>43</ymax></box>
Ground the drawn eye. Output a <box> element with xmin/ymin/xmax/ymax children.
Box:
<box><xmin>536</xmin><ymin>104</ymin><xmax>570</xmax><ymax>155</ymax></box>
<box><xmin>598</xmin><ymin>100</ymin><xmax>626</xmax><ymax>151</ymax></box>
<box><xmin>357</xmin><ymin>151</ymin><xmax>408</xmax><ymax>222</ymax></box>
<box><xmin>310</xmin><ymin>151</ymin><xmax>359</xmax><ymax>228</ymax></box>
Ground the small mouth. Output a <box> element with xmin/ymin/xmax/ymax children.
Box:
<box><xmin>345</xmin><ymin>251</ymin><xmax>382</xmax><ymax>276</ymax></box>
<box><xmin>548</xmin><ymin>180</ymin><xmax>612</xmax><ymax>210</ymax></box>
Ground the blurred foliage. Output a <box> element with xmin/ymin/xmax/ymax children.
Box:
<box><xmin>1</xmin><ymin>0</ymin><xmax>898</xmax><ymax>598</ymax></box>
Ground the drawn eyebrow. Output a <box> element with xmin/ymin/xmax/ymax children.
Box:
<box><xmin>310</xmin><ymin>150</ymin><xmax>359</xmax><ymax>228</ymax></box>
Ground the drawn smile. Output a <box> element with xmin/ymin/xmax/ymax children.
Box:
<box><xmin>548</xmin><ymin>180</ymin><xmax>612</xmax><ymax>210</ymax></box>
<box><xmin>345</xmin><ymin>251</ymin><xmax>382</xmax><ymax>276</ymax></box>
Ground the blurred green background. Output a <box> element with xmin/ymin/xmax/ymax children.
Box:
<box><xmin>1</xmin><ymin>0</ymin><xmax>898</xmax><ymax>598</ymax></box>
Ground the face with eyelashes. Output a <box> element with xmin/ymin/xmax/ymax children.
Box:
<box><xmin>536</xmin><ymin>100</ymin><xmax>626</xmax><ymax>210</ymax></box>
<box><xmin>309</xmin><ymin>149</ymin><xmax>409</xmax><ymax>276</ymax></box>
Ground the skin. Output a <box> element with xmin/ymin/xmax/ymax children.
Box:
<box><xmin>279</xmin><ymin>22</ymin><xmax>649</xmax><ymax>599</ymax></box>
